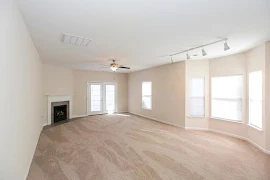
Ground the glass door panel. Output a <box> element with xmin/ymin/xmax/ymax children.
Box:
<box><xmin>105</xmin><ymin>84</ymin><xmax>116</xmax><ymax>113</ymax></box>
<box><xmin>88</xmin><ymin>83</ymin><xmax>103</xmax><ymax>115</ymax></box>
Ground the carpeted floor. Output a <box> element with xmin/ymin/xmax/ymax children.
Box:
<box><xmin>27</xmin><ymin>114</ymin><xmax>270</xmax><ymax>180</ymax></box>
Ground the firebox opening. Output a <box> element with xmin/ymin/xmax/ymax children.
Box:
<box><xmin>54</xmin><ymin>105</ymin><xmax>67</xmax><ymax>123</ymax></box>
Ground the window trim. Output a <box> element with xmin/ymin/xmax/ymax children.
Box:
<box><xmin>248</xmin><ymin>70</ymin><xmax>263</xmax><ymax>130</ymax></box>
<box><xmin>211</xmin><ymin>75</ymin><xmax>243</xmax><ymax>122</ymax></box>
<box><xmin>142</xmin><ymin>81</ymin><xmax>152</xmax><ymax>110</ymax></box>
<box><xmin>189</xmin><ymin>77</ymin><xmax>205</xmax><ymax>117</ymax></box>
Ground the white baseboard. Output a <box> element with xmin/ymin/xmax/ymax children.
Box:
<box><xmin>129</xmin><ymin>112</ymin><xmax>184</xmax><ymax>129</ymax></box>
<box><xmin>24</xmin><ymin>123</ymin><xmax>43</xmax><ymax>180</ymax></box>
<box><xmin>185</xmin><ymin>127</ymin><xmax>209</xmax><ymax>131</ymax></box>
<box><xmin>207</xmin><ymin>129</ymin><xmax>270</xmax><ymax>155</ymax></box>
<box><xmin>208</xmin><ymin>129</ymin><xmax>246</xmax><ymax>141</ymax></box>
<box><xmin>117</xmin><ymin>111</ymin><xmax>129</xmax><ymax>113</ymax></box>
<box><xmin>246</xmin><ymin>138</ymin><xmax>270</xmax><ymax>154</ymax></box>
<box><xmin>42</xmin><ymin>123</ymin><xmax>47</xmax><ymax>127</ymax></box>
<box><xmin>72</xmin><ymin>115</ymin><xmax>88</xmax><ymax>118</ymax></box>
<box><xmin>128</xmin><ymin>112</ymin><xmax>270</xmax><ymax>155</ymax></box>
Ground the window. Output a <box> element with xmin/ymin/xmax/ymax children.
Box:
<box><xmin>249</xmin><ymin>71</ymin><xmax>262</xmax><ymax>129</ymax></box>
<box><xmin>211</xmin><ymin>75</ymin><xmax>243</xmax><ymax>121</ymax></box>
<box><xmin>142</xmin><ymin>82</ymin><xmax>152</xmax><ymax>109</ymax></box>
<box><xmin>189</xmin><ymin>77</ymin><xmax>205</xmax><ymax>117</ymax></box>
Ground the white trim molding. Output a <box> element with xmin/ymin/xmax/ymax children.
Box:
<box><xmin>129</xmin><ymin>112</ymin><xmax>184</xmax><ymax>129</ymax></box>
<box><xmin>185</xmin><ymin>127</ymin><xmax>208</xmax><ymax>131</ymax></box>
<box><xmin>209</xmin><ymin>129</ymin><xmax>270</xmax><ymax>155</ymax></box>
<box><xmin>47</xmin><ymin>95</ymin><xmax>72</xmax><ymax>125</ymax></box>
<box><xmin>129</xmin><ymin>112</ymin><xmax>270</xmax><ymax>155</ymax></box>
<box><xmin>72</xmin><ymin>115</ymin><xmax>88</xmax><ymax>118</ymax></box>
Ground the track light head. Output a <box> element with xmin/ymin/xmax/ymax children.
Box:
<box><xmin>202</xmin><ymin>48</ymin><xmax>207</xmax><ymax>56</ymax></box>
<box><xmin>170</xmin><ymin>56</ymin><xmax>175</xmax><ymax>63</ymax></box>
<box><xmin>186</xmin><ymin>52</ymin><xmax>191</xmax><ymax>60</ymax></box>
<box><xmin>224</xmin><ymin>41</ymin><xmax>230</xmax><ymax>51</ymax></box>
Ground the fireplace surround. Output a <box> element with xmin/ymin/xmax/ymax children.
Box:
<box><xmin>47</xmin><ymin>95</ymin><xmax>72</xmax><ymax>125</ymax></box>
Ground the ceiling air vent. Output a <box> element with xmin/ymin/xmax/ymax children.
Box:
<box><xmin>62</xmin><ymin>34</ymin><xmax>91</xmax><ymax>47</ymax></box>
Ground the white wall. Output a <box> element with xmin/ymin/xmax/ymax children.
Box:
<box><xmin>0</xmin><ymin>1</ymin><xmax>43</xmax><ymax>179</ymax></box>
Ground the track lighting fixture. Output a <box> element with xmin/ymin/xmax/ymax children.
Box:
<box><xmin>170</xmin><ymin>55</ymin><xmax>175</xmax><ymax>63</ymax></box>
<box><xmin>202</xmin><ymin>48</ymin><xmax>207</xmax><ymax>56</ymax></box>
<box><xmin>186</xmin><ymin>52</ymin><xmax>191</xmax><ymax>60</ymax></box>
<box><xmin>224</xmin><ymin>40</ymin><xmax>230</xmax><ymax>51</ymax></box>
<box><xmin>163</xmin><ymin>38</ymin><xmax>229</xmax><ymax>63</ymax></box>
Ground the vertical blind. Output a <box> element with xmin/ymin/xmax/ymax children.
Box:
<box><xmin>142</xmin><ymin>82</ymin><xmax>152</xmax><ymax>109</ymax></box>
<box><xmin>211</xmin><ymin>75</ymin><xmax>243</xmax><ymax>121</ymax></box>
<box><xmin>189</xmin><ymin>77</ymin><xmax>205</xmax><ymax>117</ymax></box>
<box><xmin>249</xmin><ymin>71</ymin><xmax>262</xmax><ymax>129</ymax></box>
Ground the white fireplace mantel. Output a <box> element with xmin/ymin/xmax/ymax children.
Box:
<box><xmin>47</xmin><ymin>95</ymin><xmax>72</xmax><ymax>125</ymax></box>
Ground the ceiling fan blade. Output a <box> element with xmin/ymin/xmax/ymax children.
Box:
<box><xmin>118</xmin><ymin>66</ymin><xmax>130</xmax><ymax>69</ymax></box>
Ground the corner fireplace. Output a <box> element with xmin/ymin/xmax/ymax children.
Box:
<box><xmin>51</xmin><ymin>101</ymin><xmax>69</xmax><ymax>123</ymax></box>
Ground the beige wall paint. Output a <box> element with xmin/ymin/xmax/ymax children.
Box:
<box><xmin>0</xmin><ymin>1</ymin><xmax>43</xmax><ymax>179</ymax></box>
<box><xmin>182</xmin><ymin>43</ymin><xmax>268</xmax><ymax>150</ymax></box>
<box><xmin>185</xmin><ymin>60</ymin><xmax>209</xmax><ymax>129</ymax></box>
<box><xmin>245</xmin><ymin>44</ymin><xmax>266</xmax><ymax>148</ymax></box>
<box><xmin>43</xmin><ymin>64</ymin><xmax>74</xmax><ymax>123</ymax></box>
<box><xmin>209</xmin><ymin>53</ymin><xmax>247</xmax><ymax>137</ymax></box>
<box><xmin>128</xmin><ymin>62</ymin><xmax>186</xmax><ymax>127</ymax></box>
<box><xmin>265</xmin><ymin>41</ymin><xmax>270</xmax><ymax>150</ymax></box>
<box><xmin>73</xmin><ymin>70</ymin><xmax>128</xmax><ymax>115</ymax></box>
<box><xmin>43</xmin><ymin>64</ymin><xmax>73</xmax><ymax>95</ymax></box>
<box><xmin>207</xmin><ymin>44</ymin><xmax>267</xmax><ymax>149</ymax></box>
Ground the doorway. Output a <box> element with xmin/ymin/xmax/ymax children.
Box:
<box><xmin>87</xmin><ymin>82</ymin><xmax>117</xmax><ymax>115</ymax></box>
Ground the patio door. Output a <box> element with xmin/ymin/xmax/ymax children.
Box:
<box><xmin>88</xmin><ymin>83</ymin><xmax>103</xmax><ymax>115</ymax></box>
<box><xmin>87</xmin><ymin>82</ymin><xmax>117</xmax><ymax>115</ymax></box>
<box><xmin>103</xmin><ymin>83</ymin><xmax>117</xmax><ymax>114</ymax></box>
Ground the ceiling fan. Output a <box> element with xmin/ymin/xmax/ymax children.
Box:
<box><xmin>102</xmin><ymin>60</ymin><xmax>130</xmax><ymax>72</ymax></box>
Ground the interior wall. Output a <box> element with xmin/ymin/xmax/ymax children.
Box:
<box><xmin>265</xmin><ymin>41</ymin><xmax>270</xmax><ymax>150</ymax></box>
<box><xmin>245</xmin><ymin>44</ymin><xmax>266</xmax><ymax>148</ymax></box>
<box><xmin>209</xmin><ymin>53</ymin><xmax>247</xmax><ymax>137</ymax></box>
<box><xmin>0</xmin><ymin>1</ymin><xmax>43</xmax><ymax>179</ymax></box>
<box><xmin>43</xmin><ymin>64</ymin><xmax>73</xmax><ymax>123</ymax></box>
<box><xmin>185</xmin><ymin>60</ymin><xmax>209</xmax><ymax>129</ymax></box>
<box><xmin>128</xmin><ymin>62</ymin><xmax>186</xmax><ymax>127</ymax></box>
<box><xmin>73</xmin><ymin>70</ymin><xmax>128</xmax><ymax>116</ymax></box>
<box><xmin>43</xmin><ymin>64</ymin><xmax>73</xmax><ymax>95</ymax></box>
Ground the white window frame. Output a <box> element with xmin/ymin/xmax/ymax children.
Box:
<box><xmin>248</xmin><ymin>71</ymin><xmax>263</xmax><ymax>130</ymax></box>
<box><xmin>211</xmin><ymin>75</ymin><xmax>243</xmax><ymax>122</ymax></box>
<box><xmin>189</xmin><ymin>77</ymin><xmax>205</xmax><ymax>117</ymax></box>
<box><xmin>142</xmin><ymin>81</ymin><xmax>152</xmax><ymax>110</ymax></box>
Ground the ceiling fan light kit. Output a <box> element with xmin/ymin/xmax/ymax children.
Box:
<box><xmin>105</xmin><ymin>60</ymin><xmax>131</xmax><ymax>72</ymax></box>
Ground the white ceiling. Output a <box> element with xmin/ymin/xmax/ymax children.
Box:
<box><xmin>16</xmin><ymin>0</ymin><xmax>270</xmax><ymax>72</ymax></box>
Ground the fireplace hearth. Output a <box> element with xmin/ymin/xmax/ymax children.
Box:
<box><xmin>51</xmin><ymin>101</ymin><xmax>69</xmax><ymax>123</ymax></box>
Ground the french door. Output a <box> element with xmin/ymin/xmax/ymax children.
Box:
<box><xmin>87</xmin><ymin>82</ymin><xmax>117</xmax><ymax>115</ymax></box>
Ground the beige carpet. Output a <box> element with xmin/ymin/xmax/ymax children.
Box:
<box><xmin>27</xmin><ymin>114</ymin><xmax>270</xmax><ymax>180</ymax></box>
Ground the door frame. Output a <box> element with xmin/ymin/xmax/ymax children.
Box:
<box><xmin>87</xmin><ymin>82</ymin><xmax>103</xmax><ymax>115</ymax></box>
<box><xmin>87</xmin><ymin>81</ymin><xmax>118</xmax><ymax>115</ymax></box>
<box><xmin>103</xmin><ymin>82</ymin><xmax>118</xmax><ymax>114</ymax></box>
